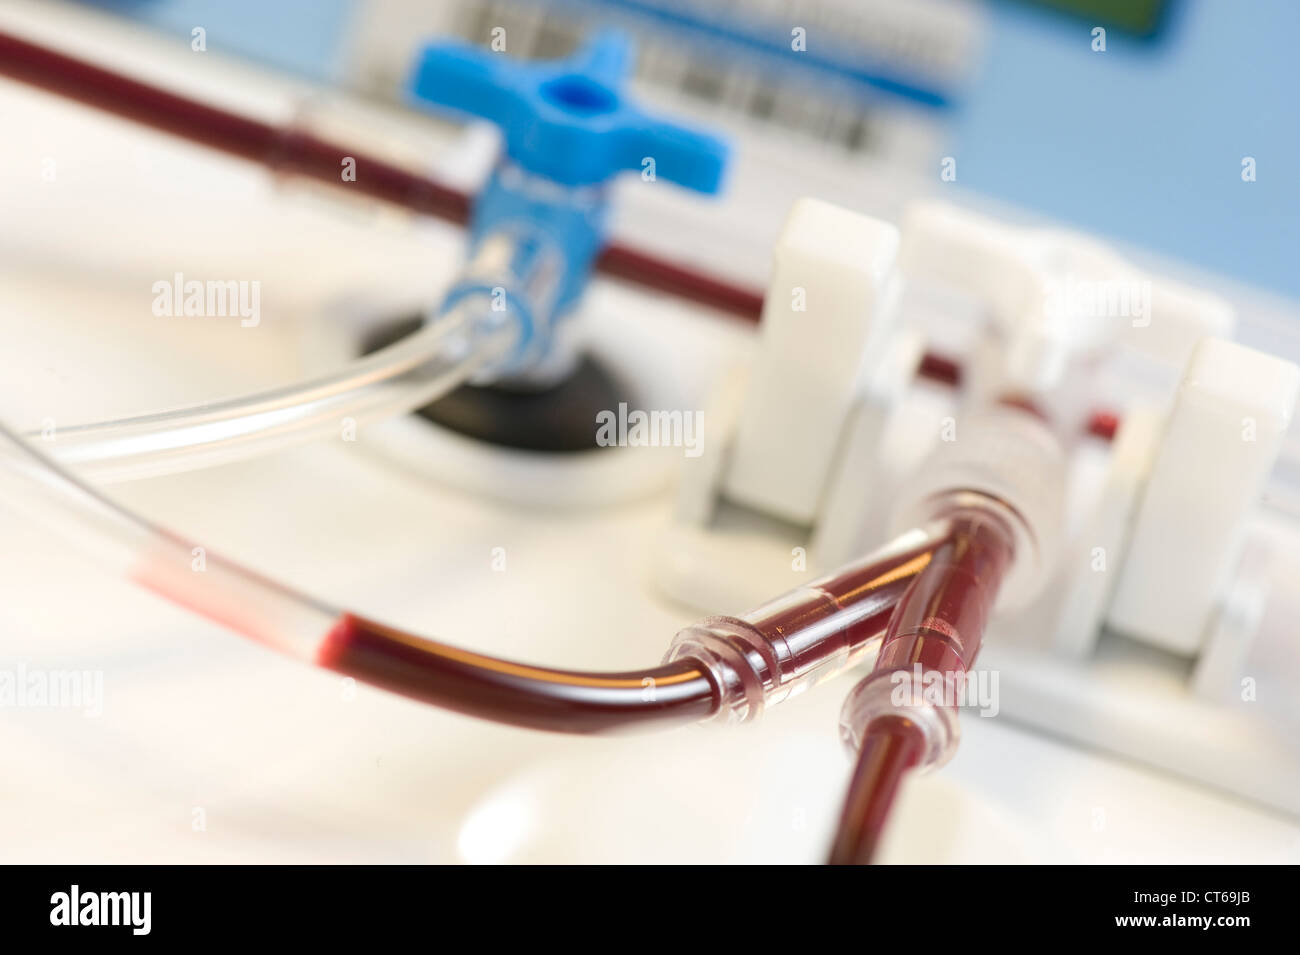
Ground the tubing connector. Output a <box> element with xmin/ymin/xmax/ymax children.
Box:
<box><xmin>837</xmin><ymin>670</ymin><xmax>962</xmax><ymax>770</ymax></box>
<box><xmin>666</xmin><ymin>528</ymin><xmax>940</xmax><ymax>723</ymax></box>
<box><xmin>409</xmin><ymin>30</ymin><xmax>728</xmax><ymax>384</ymax></box>
<box><xmin>891</xmin><ymin>406</ymin><xmax>1065</xmax><ymax>609</ymax></box>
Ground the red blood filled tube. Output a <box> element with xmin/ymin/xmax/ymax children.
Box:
<box><xmin>829</xmin><ymin>509</ymin><xmax>1015</xmax><ymax>864</ymax></box>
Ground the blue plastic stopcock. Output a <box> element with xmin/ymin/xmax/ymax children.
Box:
<box><xmin>408</xmin><ymin>30</ymin><xmax>728</xmax><ymax>191</ymax></box>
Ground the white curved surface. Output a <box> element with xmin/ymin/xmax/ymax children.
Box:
<box><xmin>1</xmin><ymin>4</ymin><xmax>1297</xmax><ymax>864</ymax></box>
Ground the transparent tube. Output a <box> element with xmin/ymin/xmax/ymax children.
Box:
<box><xmin>827</xmin><ymin>402</ymin><xmax>1069</xmax><ymax>863</ymax></box>
<box><xmin>665</xmin><ymin>527</ymin><xmax>947</xmax><ymax>723</ymax></box>
<box><xmin>0</xmin><ymin>414</ymin><xmax>937</xmax><ymax>734</ymax></box>
<box><xmin>2</xmin><ymin>416</ymin><xmax>723</xmax><ymax>733</ymax></box>
<box><xmin>28</xmin><ymin>298</ymin><xmax>522</xmax><ymax>482</ymax></box>
<box><xmin>828</xmin><ymin>508</ymin><xmax>1014</xmax><ymax>865</ymax></box>
<box><xmin>0</xmin><ymin>419</ymin><xmax>337</xmax><ymax>659</ymax></box>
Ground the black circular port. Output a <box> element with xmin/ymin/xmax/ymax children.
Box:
<box><xmin>359</xmin><ymin>315</ymin><xmax>630</xmax><ymax>453</ymax></box>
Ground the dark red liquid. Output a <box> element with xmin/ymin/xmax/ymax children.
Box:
<box><xmin>0</xmin><ymin>30</ymin><xmax>1130</xmax><ymax>445</ymax></box>
<box><xmin>319</xmin><ymin>614</ymin><xmax>717</xmax><ymax>734</ymax></box>
<box><xmin>827</xmin><ymin>714</ymin><xmax>925</xmax><ymax>865</ymax></box>
<box><xmin>873</xmin><ymin>511</ymin><xmax>1014</xmax><ymax>676</ymax></box>
<box><xmin>829</xmin><ymin>511</ymin><xmax>1015</xmax><ymax>864</ymax></box>
<box><xmin>1087</xmin><ymin>410</ymin><xmax>1120</xmax><ymax>442</ymax></box>
<box><xmin>735</xmin><ymin>537</ymin><xmax>940</xmax><ymax>684</ymax></box>
<box><xmin>0</xmin><ymin>30</ymin><xmax>762</xmax><ymax>321</ymax></box>
<box><xmin>0</xmin><ymin>32</ymin><xmax>472</xmax><ymax>224</ymax></box>
<box><xmin>917</xmin><ymin>351</ymin><xmax>963</xmax><ymax>387</ymax></box>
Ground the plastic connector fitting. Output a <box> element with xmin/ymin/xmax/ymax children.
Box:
<box><xmin>409</xmin><ymin>30</ymin><xmax>727</xmax><ymax>191</ymax></box>
<box><xmin>666</xmin><ymin>528</ymin><xmax>942</xmax><ymax>723</ymax></box>
<box><xmin>890</xmin><ymin>406</ymin><xmax>1065</xmax><ymax>609</ymax></box>
<box><xmin>837</xmin><ymin>671</ymin><xmax>962</xmax><ymax>770</ymax></box>
<box><xmin>409</xmin><ymin>30</ymin><xmax>729</xmax><ymax>380</ymax></box>
<box><xmin>837</xmin><ymin>505</ymin><xmax>1017</xmax><ymax>771</ymax></box>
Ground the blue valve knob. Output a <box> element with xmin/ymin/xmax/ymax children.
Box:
<box><xmin>406</xmin><ymin>30</ymin><xmax>731</xmax><ymax>383</ymax></box>
<box><xmin>409</xmin><ymin>30</ymin><xmax>727</xmax><ymax>191</ymax></box>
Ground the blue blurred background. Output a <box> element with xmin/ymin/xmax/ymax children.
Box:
<box><xmin>953</xmin><ymin>0</ymin><xmax>1300</xmax><ymax>301</ymax></box>
<box><xmin>79</xmin><ymin>0</ymin><xmax>1300</xmax><ymax>299</ymax></box>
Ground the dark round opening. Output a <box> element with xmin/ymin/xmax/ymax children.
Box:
<box><xmin>539</xmin><ymin>75</ymin><xmax>618</xmax><ymax>115</ymax></box>
<box><xmin>359</xmin><ymin>315</ymin><xmax>632</xmax><ymax>453</ymax></box>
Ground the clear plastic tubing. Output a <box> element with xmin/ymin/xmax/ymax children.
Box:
<box><xmin>27</xmin><ymin>297</ymin><xmax>521</xmax><ymax>483</ymax></box>
<box><xmin>0</xmin><ymin>419</ymin><xmax>943</xmax><ymax>734</ymax></box>
<box><xmin>828</xmin><ymin>506</ymin><xmax>1014</xmax><ymax>864</ymax></box>
<box><xmin>665</xmin><ymin>526</ymin><xmax>945</xmax><ymax>723</ymax></box>
<box><xmin>825</xmin><ymin>402</ymin><xmax>1066</xmax><ymax>862</ymax></box>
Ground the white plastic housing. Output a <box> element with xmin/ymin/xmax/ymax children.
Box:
<box><xmin>810</xmin><ymin>328</ymin><xmax>925</xmax><ymax>568</ymax></box>
<box><xmin>1052</xmin><ymin>406</ymin><xmax>1162</xmax><ymax>658</ymax></box>
<box><xmin>899</xmin><ymin>200</ymin><xmax>1238</xmax><ymax>402</ymax></box>
<box><xmin>1125</xmin><ymin>277</ymin><xmax>1236</xmax><ymax>370</ymax></box>
<box><xmin>723</xmin><ymin>198</ymin><xmax>900</xmax><ymax>526</ymax></box>
<box><xmin>1107</xmin><ymin>338</ymin><xmax>1300</xmax><ymax>655</ymax></box>
<box><xmin>890</xmin><ymin>407</ymin><xmax>1066</xmax><ymax>610</ymax></box>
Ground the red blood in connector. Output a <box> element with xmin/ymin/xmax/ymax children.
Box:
<box><xmin>827</xmin><ymin>512</ymin><xmax>1016</xmax><ymax>864</ymax></box>
<box><xmin>739</xmin><ymin>539</ymin><xmax>939</xmax><ymax>669</ymax></box>
<box><xmin>917</xmin><ymin>351</ymin><xmax>963</xmax><ymax>387</ymax></box>
<box><xmin>1087</xmin><ymin>410</ymin><xmax>1120</xmax><ymax>441</ymax></box>
<box><xmin>873</xmin><ymin>513</ymin><xmax>1014</xmax><ymax>677</ymax></box>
